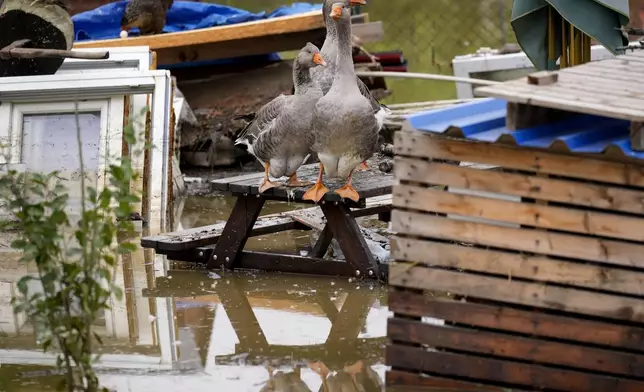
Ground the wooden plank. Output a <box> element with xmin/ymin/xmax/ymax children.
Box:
<box><xmin>475</xmin><ymin>86</ymin><xmax>644</xmax><ymax>123</ymax></box>
<box><xmin>73</xmin><ymin>10</ymin><xmax>325</xmax><ymax>50</ymax></box>
<box><xmin>389</xmin><ymin>318</ymin><xmax>644</xmax><ymax>377</ymax></box>
<box><xmin>388</xmin><ymin>264</ymin><xmax>644</xmax><ymax>323</ymax></box>
<box><xmin>392</xmin><ymin>238</ymin><xmax>644</xmax><ymax>297</ymax></box>
<box><xmin>214</xmin><ymin>159</ymin><xmax>393</xmax><ymax>201</ymax></box>
<box><xmin>392</xmin><ymin>210</ymin><xmax>644</xmax><ymax>270</ymax></box>
<box><xmin>394</xmin><ymin>157</ymin><xmax>644</xmax><ymax>215</ymax></box>
<box><xmin>386</xmin><ymin>370</ymin><xmax>508</xmax><ymax>391</ymax></box>
<box><xmin>486</xmin><ymin>72</ymin><xmax>644</xmax><ymax>105</ymax></box>
<box><xmin>143</xmin><ymin>195</ymin><xmax>391</xmax><ymax>251</ymax></box>
<box><xmin>631</xmin><ymin>121</ymin><xmax>644</xmax><ymax>152</ymax></box>
<box><xmin>387</xmin><ymin>345</ymin><xmax>644</xmax><ymax>391</ymax></box>
<box><xmin>564</xmin><ymin>65</ymin><xmax>644</xmax><ymax>83</ymax></box>
<box><xmin>388</xmin><ymin>291</ymin><xmax>644</xmax><ymax>352</ymax></box>
<box><xmin>588</xmin><ymin>59</ymin><xmax>644</xmax><ymax>74</ymax></box>
<box><xmin>211</xmin><ymin>171</ymin><xmax>264</xmax><ymax>192</ymax></box>
<box><xmin>476</xmin><ymin>72</ymin><xmax>644</xmax><ymax>120</ymax></box>
<box><xmin>616</xmin><ymin>55</ymin><xmax>644</xmax><ymax>63</ymax></box>
<box><xmin>533</xmin><ymin>70</ymin><xmax>644</xmax><ymax>96</ymax></box>
<box><xmin>140</xmin><ymin>214</ymin><xmax>298</xmax><ymax>251</ymax></box>
<box><xmin>394</xmin><ymin>131</ymin><xmax>644</xmax><ymax>187</ymax></box>
<box><xmin>394</xmin><ymin>183</ymin><xmax>644</xmax><ymax>242</ymax></box>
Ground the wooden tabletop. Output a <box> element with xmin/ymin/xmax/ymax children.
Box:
<box><xmin>475</xmin><ymin>50</ymin><xmax>644</xmax><ymax>122</ymax></box>
<box><xmin>211</xmin><ymin>159</ymin><xmax>393</xmax><ymax>202</ymax></box>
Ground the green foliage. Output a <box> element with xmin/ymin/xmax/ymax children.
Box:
<box><xmin>0</xmin><ymin>107</ymin><xmax>149</xmax><ymax>392</ymax></box>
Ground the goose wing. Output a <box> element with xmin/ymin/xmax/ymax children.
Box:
<box><xmin>235</xmin><ymin>94</ymin><xmax>289</xmax><ymax>142</ymax></box>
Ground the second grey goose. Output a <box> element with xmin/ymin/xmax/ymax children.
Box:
<box><xmin>234</xmin><ymin>43</ymin><xmax>326</xmax><ymax>193</ymax></box>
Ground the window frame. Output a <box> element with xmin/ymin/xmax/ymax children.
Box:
<box><xmin>58</xmin><ymin>46</ymin><xmax>152</xmax><ymax>74</ymax></box>
<box><xmin>0</xmin><ymin>69</ymin><xmax>172</xmax><ymax>233</ymax></box>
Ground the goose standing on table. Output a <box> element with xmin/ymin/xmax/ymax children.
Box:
<box><xmin>303</xmin><ymin>2</ymin><xmax>380</xmax><ymax>203</ymax></box>
<box><xmin>235</xmin><ymin>43</ymin><xmax>327</xmax><ymax>193</ymax></box>
<box><xmin>312</xmin><ymin>0</ymin><xmax>390</xmax><ymax>171</ymax></box>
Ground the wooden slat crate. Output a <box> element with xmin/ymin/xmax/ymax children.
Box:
<box><xmin>387</xmin><ymin>130</ymin><xmax>644</xmax><ymax>392</ymax></box>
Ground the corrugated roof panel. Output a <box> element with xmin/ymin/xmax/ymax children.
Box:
<box><xmin>404</xmin><ymin>98</ymin><xmax>644</xmax><ymax>160</ymax></box>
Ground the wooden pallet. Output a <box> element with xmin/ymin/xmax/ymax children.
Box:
<box><xmin>387</xmin><ymin>130</ymin><xmax>644</xmax><ymax>391</ymax></box>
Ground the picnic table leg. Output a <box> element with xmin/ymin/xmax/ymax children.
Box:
<box><xmin>320</xmin><ymin>202</ymin><xmax>380</xmax><ymax>278</ymax></box>
<box><xmin>315</xmin><ymin>292</ymin><xmax>340</xmax><ymax>323</ymax></box>
<box><xmin>218</xmin><ymin>279</ymin><xmax>269</xmax><ymax>352</ymax></box>
<box><xmin>325</xmin><ymin>289</ymin><xmax>375</xmax><ymax>344</ymax></box>
<box><xmin>207</xmin><ymin>195</ymin><xmax>265</xmax><ymax>270</ymax></box>
<box><xmin>311</xmin><ymin>225</ymin><xmax>334</xmax><ymax>258</ymax></box>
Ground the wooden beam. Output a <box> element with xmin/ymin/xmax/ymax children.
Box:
<box><xmin>73</xmin><ymin>10</ymin><xmax>324</xmax><ymax>50</ymax></box>
<box><xmin>631</xmin><ymin>121</ymin><xmax>644</xmax><ymax>151</ymax></box>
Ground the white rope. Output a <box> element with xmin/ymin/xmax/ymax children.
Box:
<box><xmin>355</xmin><ymin>71</ymin><xmax>501</xmax><ymax>86</ymax></box>
<box><xmin>386</xmin><ymin>98</ymin><xmax>483</xmax><ymax>110</ymax></box>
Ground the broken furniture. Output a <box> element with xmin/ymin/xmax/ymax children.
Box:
<box><xmin>141</xmin><ymin>159</ymin><xmax>393</xmax><ymax>281</ymax></box>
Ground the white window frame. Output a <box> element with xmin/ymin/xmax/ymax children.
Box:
<box><xmin>0</xmin><ymin>100</ymin><xmax>123</xmax><ymax>202</ymax></box>
<box><xmin>57</xmin><ymin>46</ymin><xmax>152</xmax><ymax>74</ymax></box>
<box><xmin>0</xmin><ymin>69</ymin><xmax>175</xmax><ymax>368</ymax></box>
<box><xmin>452</xmin><ymin>44</ymin><xmax>619</xmax><ymax>99</ymax></box>
<box><xmin>0</xmin><ymin>70</ymin><xmax>173</xmax><ymax>234</ymax></box>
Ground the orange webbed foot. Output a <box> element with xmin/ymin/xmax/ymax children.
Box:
<box><xmin>357</xmin><ymin>161</ymin><xmax>370</xmax><ymax>171</ymax></box>
<box><xmin>334</xmin><ymin>183</ymin><xmax>360</xmax><ymax>202</ymax></box>
<box><xmin>259</xmin><ymin>179</ymin><xmax>281</xmax><ymax>193</ymax></box>
<box><xmin>303</xmin><ymin>182</ymin><xmax>330</xmax><ymax>203</ymax></box>
<box><xmin>344</xmin><ymin>360</ymin><xmax>363</xmax><ymax>378</ymax></box>
<box><xmin>308</xmin><ymin>361</ymin><xmax>329</xmax><ymax>379</ymax></box>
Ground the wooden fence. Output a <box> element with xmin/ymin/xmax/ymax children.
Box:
<box><xmin>386</xmin><ymin>129</ymin><xmax>644</xmax><ymax>391</ymax></box>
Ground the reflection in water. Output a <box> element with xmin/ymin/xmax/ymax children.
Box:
<box><xmin>0</xmin><ymin>225</ymin><xmax>389</xmax><ymax>391</ymax></box>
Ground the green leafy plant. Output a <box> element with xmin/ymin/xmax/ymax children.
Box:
<box><xmin>0</xmin><ymin>107</ymin><xmax>148</xmax><ymax>391</ymax></box>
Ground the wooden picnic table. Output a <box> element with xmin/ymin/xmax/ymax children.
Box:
<box><xmin>141</xmin><ymin>159</ymin><xmax>393</xmax><ymax>281</ymax></box>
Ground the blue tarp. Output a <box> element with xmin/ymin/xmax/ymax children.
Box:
<box><xmin>72</xmin><ymin>1</ymin><xmax>321</xmax><ymax>68</ymax></box>
<box><xmin>72</xmin><ymin>1</ymin><xmax>321</xmax><ymax>41</ymax></box>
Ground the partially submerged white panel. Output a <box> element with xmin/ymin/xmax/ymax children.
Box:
<box><xmin>0</xmin><ymin>69</ymin><xmax>173</xmax><ymax>234</ymax></box>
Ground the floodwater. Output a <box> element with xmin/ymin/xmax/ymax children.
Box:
<box><xmin>0</xmin><ymin>195</ymin><xmax>390</xmax><ymax>392</ymax></box>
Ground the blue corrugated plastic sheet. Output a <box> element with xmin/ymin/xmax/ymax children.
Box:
<box><xmin>405</xmin><ymin>98</ymin><xmax>644</xmax><ymax>160</ymax></box>
<box><xmin>72</xmin><ymin>1</ymin><xmax>322</xmax><ymax>41</ymax></box>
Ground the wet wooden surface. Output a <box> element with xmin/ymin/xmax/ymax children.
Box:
<box><xmin>142</xmin><ymin>195</ymin><xmax>391</xmax><ymax>251</ymax></box>
<box><xmin>388</xmin><ymin>130</ymin><xmax>644</xmax><ymax>390</ymax></box>
<box><xmin>387</xmin><ymin>345</ymin><xmax>644</xmax><ymax>392</ymax></box>
<box><xmin>388</xmin><ymin>290</ymin><xmax>644</xmax><ymax>352</ymax></box>
<box><xmin>476</xmin><ymin>50</ymin><xmax>644</xmax><ymax>123</ymax></box>
<box><xmin>211</xmin><ymin>158</ymin><xmax>394</xmax><ymax>201</ymax></box>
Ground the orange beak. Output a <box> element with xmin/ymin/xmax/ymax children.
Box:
<box><xmin>312</xmin><ymin>53</ymin><xmax>326</xmax><ymax>66</ymax></box>
<box><xmin>349</xmin><ymin>0</ymin><xmax>367</xmax><ymax>5</ymax></box>
<box><xmin>330</xmin><ymin>5</ymin><xmax>343</xmax><ymax>19</ymax></box>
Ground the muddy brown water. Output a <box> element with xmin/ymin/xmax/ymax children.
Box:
<box><xmin>0</xmin><ymin>195</ymin><xmax>390</xmax><ymax>391</ymax></box>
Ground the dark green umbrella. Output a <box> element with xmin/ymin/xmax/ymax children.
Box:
<box><xmin>511</xmin><ymin>0</ymin><xmax>629</xmax><ymax>70</ymax></box>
